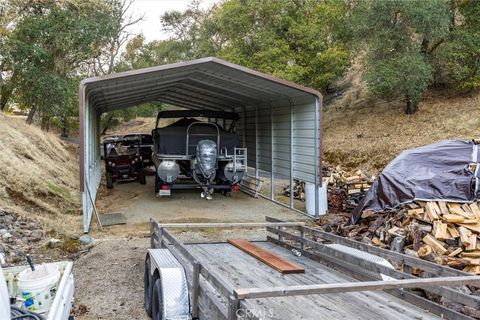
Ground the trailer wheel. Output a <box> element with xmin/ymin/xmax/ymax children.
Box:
<box><xmin>144</xmin><ymin>256</ymin><xmax>153</xmax><ymax>317</ymax></box>
<box><xmin>152</xmin><ymin>278</ymin><xmax>164</xmax><ymax>320</ymax></box>
<box><xmin>106</xmin><ymin>172</ymin><xmax>113</xmax><ymax>189</ymax></box>
<box><xmin>139</xmin><ymin>168</ymin><xmax>147</xmax><ymax>185</ymax></box>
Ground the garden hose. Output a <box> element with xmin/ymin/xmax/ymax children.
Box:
<box><xmin>10</xmin><ymin>305</ymin><xmax>46</xmax><ymax>320</ymax></box>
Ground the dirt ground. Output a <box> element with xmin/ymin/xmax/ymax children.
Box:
<box><xmin>73</xmin><ymin>174</ymin><xmax>309</xmax><ymax>319</ymax></box>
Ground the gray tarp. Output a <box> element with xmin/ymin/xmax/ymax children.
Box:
<box><xmin>351</xmin><ymin>140</ymin><xmax>480</xmax><ymax>223</ymax></box>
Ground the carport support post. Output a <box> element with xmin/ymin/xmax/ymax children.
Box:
<box><xmin>192</xmin><ymin>261</ymin><xmax>200</xmax><ymax>319</ymax></box>
<box><xmin>289</xmin><ymin>99</ymin><xmax>294</xmax><ymax>209</ymax></box>
<box><xmin>242</xmin><ymin>107</ymin><xmax>246</xmax><ymax>148</ymax></box>
<box><xmin>255</xmin><ymin>106</ymin><xmax>259</xmax><ymax>180</ymax></box>
<box><xmin>270</xmin><ymin>104</ymin><xmax>275</xmax><ymax>200</ymax></box>
<box><xmin>314</xmin><ymin>97</ymin><xmax>320</xmax><ymax>218</ymax></box>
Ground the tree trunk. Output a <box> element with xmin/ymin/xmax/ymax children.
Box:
<box><xmin>61</xmin><ymin>125</ymin><xmax>69</xmax><ymax>137</ymax></box>
<box><xmin>61</xmin><ymin>115</ymin><xmax>69</xmax><ymax>137</ymax></box>
<box><xmin>41</xmin><ymin>115</ymin><xmax>50</xmax><ymax>131</ymax></box>
<box><xmin>0</xmin><ymin>83</ymin><xmax>13</xmax><ymax>112</ymax></box>
<box><xmin>405</xmin><ymin>96</ymin><xmax>419</xmax><ymax>114</ymax></box>
<box><xmin>26</xmin><ymin>105</ymin><xmax>37</xmax><ymax>124</ymax></box>
<box><xmin>100</xmin><ymin>114</ymin><xmax>114</xmax><ymax>135</ymax></box>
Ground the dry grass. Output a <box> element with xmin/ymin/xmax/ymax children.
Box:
<box><xmin>106</xmin><ymin>116</ymin><xmax>178</xmax><ymax>136</ymax></box>
<box><xmin>107</xmin><ymin>117</ymin><xmax>156</xmax><ymax>135</ymax></box>
<box><xmin>323</xmin><ymin>60</ymin><xmax>480</xmax><ymax>174</ymax></box>
<box><xmin>0</xmin><ymin>113</ymin><xmax>82</xmax><ymax>236</ymax></box>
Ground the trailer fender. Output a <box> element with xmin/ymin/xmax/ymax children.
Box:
<box><xmin>147</xmin><ymin>249</ymin><xmax>190</xmax><ymax>319</ymax></box>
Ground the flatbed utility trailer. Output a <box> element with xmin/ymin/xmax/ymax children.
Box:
<box><xmin>145</xmin><ymin>218</ymin><xmax>480</xmax><ymax>320</ymax></box>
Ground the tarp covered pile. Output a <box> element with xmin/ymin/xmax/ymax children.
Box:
<box><xmin>352</xmin><ymin>140</ymin><xmax>480</xmax><ymax>223</ymax></box>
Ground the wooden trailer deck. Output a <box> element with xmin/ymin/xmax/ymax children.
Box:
<box><xmin>150</xmin><ymin>219</ymin><xmax>480</xmax><ymax>320</ymax></box>
<box><xmin>187</xmin><ymin>241</ymin><xmax>440</xmax><ymax>320</ymax></box>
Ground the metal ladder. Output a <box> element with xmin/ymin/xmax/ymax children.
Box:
<box><xmin>233</xmin><ymin>147</ymin><xmax>247</xmax><ymax>172</ymax></box>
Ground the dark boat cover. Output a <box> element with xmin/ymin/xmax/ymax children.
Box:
<box><xmin>154</xmin><ymin>118</ymin><xmax>240</xmax><ymax>155</ymax></box>
<box><xmin>351</xmin><ymin>140</ymin><xmax>480</xmax><ymax>223</ymax></box>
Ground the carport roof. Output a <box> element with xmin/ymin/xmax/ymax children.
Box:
<box><xmin>80</xmin><ymin>57</ymin><xmax>322</xmax><ymax>113</ymax></box>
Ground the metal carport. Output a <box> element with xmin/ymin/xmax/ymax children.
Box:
<box><xmin>79</xmin><ymin>57</ymin><xmax>322</xmax><ymax>233</ymax></box>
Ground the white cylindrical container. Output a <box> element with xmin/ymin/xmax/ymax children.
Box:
<box><xmin>18</xmin><ymin>263</ymin><xmax>60</xmax><ymax>314</ymax></box>
<box><xmin>305</xmin><ymin>178</ymin><xmax>328</xmax><ymax>217</ymax></box>
<box><xmin>0</xmin><ymin>258</ymin><xmax>11</xmax><ymax>320</ymax></box>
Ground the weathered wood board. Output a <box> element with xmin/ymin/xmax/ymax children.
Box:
<box><xmin>227</xmin><ymin>239</ymin><xmax>305</xmax><ymax>274</ymax></box>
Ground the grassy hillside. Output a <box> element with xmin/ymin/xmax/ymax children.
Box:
<box><xmin>0</xmin><ymin>113</ymin><xmax>81</xmax><ymax>236</ymax></box>
<box><xmin>323</xmin><ymin>61</ymin><xmax>480</xmax><ymax>174</ymax></box>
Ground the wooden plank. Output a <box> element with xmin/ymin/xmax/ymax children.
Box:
<box><xmin>423</xmin><ymin>234</ymin><xmax>448</xmax><ymax>255</ymax></box>
<box><xmin>191</xmin><ymin>261</ymin><xmax>200</xmax><ymax>318</ymax></box>
<box><xmin>448</xmin><ymin>248</ymin><xmax>463</xmax><ymax>257</ymax></box>
<box><xmin>433</xmin><ymin>221</ymin><xmax>448</xmax><ymax>240</ymax></box>
<box><xmin>442</xmin><ymin>214</ymin><xmax>465</xmax><ymax>223</ymax></box>
<box><xmin>407</xmin><ymin>208</ymin><xmax>424</xmax><ymax>217</ymax></box>
<box><xmin>467</xmin><ymin>235</ymin><xmax>478</xmax><ymax>251</ymax></box>
<box><xmin>235</xmin><ymin>276</ymin><xmax>480</xmax><ymax>299</ymax></box>
<box><xmin>227</xmin><ymin>239</ymin><xmax>304</xmax><ymax>274</ymax></box>
<box><xmin>459</xmin><ymin>223</ymin><xmax>480</xmax><ymax>233</ymax></box>
<box><xmin>425</xmin><ymin>202</ymin><xmax>440</xmax><ymax>221</ymax></box>
<box><xmin>461</xmin><ymin>251</ymin><xmax>480</xmax><ymax>258</ymax></box>
<box><xmin>458</xmin><ymin>226</ymin><xmax>472</xmax><ymax>246</ymax></box>
<box><xmin>437</xmin><ymin>201</ymin><xmax>449</xmax><ymax>215</ymax></box>
<box><xmin>470</xmin><ymin>202</ymin><xmax>480</xmax><ymax>221</ymax></box>
<box><xmin>447</xmin><ymin>226</ymin><xmax>460</xmax><ymax>238</ymax></box>
<box><xmin>155</xmin><ymin>222</ymin><xmax>305</xmax><ymax>229</ymax></box>
<box><xmin>448</xmin><ymin>203</ymin><xmax>471</xmax><ymax>218</ymax></box>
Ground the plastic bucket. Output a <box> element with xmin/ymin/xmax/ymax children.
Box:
<box><xmin>305</xmin><ymin>178</ymin><xmax>328</xmax><ymax>217</ymax></box>
<box><xmin>0</xmin><ymin>264</ymin><xmax>11</xmax><ymax>320</ymax></box>
<box><xmin>17</xmin><ymin>264</ymin><xmax>60</xmax><ymax>314</ymax></box>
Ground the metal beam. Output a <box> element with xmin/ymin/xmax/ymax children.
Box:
<box><xmin>289</xmin><ymin>98</ymin><xmax>294</xmax><ymax>209</ymax></box>
<box><xmin>314</xmin><ymin>97</ymin><xmax>319</xmax><ymax>217</ymax></box>
<box><xmin>255</xmin><ymin>106</ymin><xmax>259</xmax><ymax>181</ymax></box>
<box><xmin>270</xmin><ymin>103</ymin><xmax>274</xmax><ymax>200</ymax></box>
<box><xmin>154</xmin><ymin>222</ymin><xmax>305</xmax><ymax>229</ymax></box>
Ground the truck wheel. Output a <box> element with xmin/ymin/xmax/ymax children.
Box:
<box><xmin>144</xmin><ymin>256</ymin><xmax>153</xmax><ymax>316</ymax></box>
<box><xmin>152</xmin><ymin>278</ymin><xmax>164</xmax><ymax>320</ymax></box>
<box><xmin>139</xmin><ymin>168</ymin><xmax>147</xmax><ymax>185</ymax></box>
<box><xmin>106</xmin><ymin>172</ymin><xmax>113</xmax><ymax>189</ymax></box>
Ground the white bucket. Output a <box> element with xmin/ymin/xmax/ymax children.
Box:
<box><xmin>305</xmin><ymin>178</ymin><xmax>328</xmax><ymax>217</ymax></box>
<box><xmin>18</xmin><ymin>264</ymin><xmax>60</xmax><ymax>314</ymax></box>
<box><xmin>0</xmin><ymin>263</ymin><xmax>11</xmax><ymax>320</ymax></box>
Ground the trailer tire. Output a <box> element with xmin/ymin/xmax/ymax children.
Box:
<box><xmin>106</xmin><ymin>172</ymin><xmax>113</xmax><ymax>189</ymax></box>
<box><xmin>139</xmin><ymin>168</ymin><xmax>147</xmax><ymax>185</ymax></box>
<box><xmin>152</xmin><ymin>278</ymin><xmax>164</xmax><ymax>320</ymax></box>
<box><xmin>144</xmin><ymin>256</ymin><xmax>153</xmax><ymax>317</ymax></box>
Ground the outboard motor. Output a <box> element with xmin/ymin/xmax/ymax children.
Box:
<box><xmin>193</xmin><ymin>140</ymin><xmax>217</xmax><ymax>199</ymax></box>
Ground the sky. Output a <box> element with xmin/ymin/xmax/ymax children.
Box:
<box><xmin>127</xmin><ymin>0</ymin><xmax>219</xmax><ymax>42</ymax></box>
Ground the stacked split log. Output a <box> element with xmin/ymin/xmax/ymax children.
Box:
<box><xmin>282</xmin><ymin>180</ymin><xmax>305</xmax><ymax>201</ymax></box>
<box><xmin>321</xmin><ymin>201</ymin><xmax>480</xmax><ymax>274</ymax></box>
<box><xmin>406</xmin><ymin>201</ymin><xmax>480</xmax><ymax>274</ymax></box>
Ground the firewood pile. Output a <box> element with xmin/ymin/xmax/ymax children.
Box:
<box><xmin>322</xmin><ymin>201</ymin><xmax>480</xmax><ymax>274</ymax></box>
<box><xmin>324</xmin><ymin>167</ymin><xmax>374</xmax><ymax>195</ymax></box>
<box><xmin>281</xmin><ymin>166</ymin><xmax>374</xmax><ymax>213</ymax></box>
<box><xmin>282</xmin><ymin>180</ymin><xmax>305</xmax><ymax>200</ymax></box>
